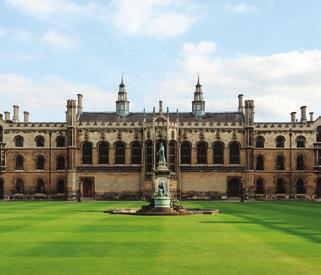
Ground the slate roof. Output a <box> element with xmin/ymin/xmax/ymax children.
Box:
<box><xmin>79</xmin><ymin>112</ymin><xmax>244</xmax><ymax>124</ymax></box>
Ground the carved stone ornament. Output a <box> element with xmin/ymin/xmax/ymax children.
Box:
<box><xmin>232</xmin><ymin>130</ymin><xmax>237</xmax><ymax>140</ymax></box>
<box><xmin>84</xmin><ymin>131</ymin><xmax>89</xmax><ymax>140</ymax></box>
<box><xmin>117</xmin><ymin>131</ymin><xmax>122</xmax><ymax>140</ymax></box>
<box><xmin>100</xmin><ymin>131</ymin><xmax>106</xmax><ymax>140</ymax></box>
<box><xmin>216</xmin><ymin>130</ymin><xmax>221</xmax><ymax>140</ymax></box>
<box><xmin>199</xmin><ymin>131</ymin><xmax>205</xmax><ymax>140</ymax></box>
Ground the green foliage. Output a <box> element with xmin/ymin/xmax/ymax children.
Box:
<box><xmin>0</xmin><ymin>201</ymin><xmax>321</xmax><ymax>274</ymax></box>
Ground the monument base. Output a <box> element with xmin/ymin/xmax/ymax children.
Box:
<box><xmin>154</xmin><ymin>196</ymin><xmax>171</xmax><ymax>208</ymax></box>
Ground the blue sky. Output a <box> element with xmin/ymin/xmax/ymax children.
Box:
<box><xmin>1</xmin><ymin>0</ymin><xmax>321</xmax><ymax>122</ymax></box>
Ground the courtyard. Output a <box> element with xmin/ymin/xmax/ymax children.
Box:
<box><xmin>0</xmin><ymin>201</ymin><xmax>320</xmax><ymax>274</ymax></box>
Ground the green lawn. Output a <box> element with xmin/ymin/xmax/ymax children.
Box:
<box><xmin>0</xmin><ymin>201</ymin><xmax>321</xmax><ymax>275</ymax></box>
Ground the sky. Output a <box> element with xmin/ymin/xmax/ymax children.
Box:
<box><xmin>1</xmin><ymin>0</ymin><xmax>321</xmax><ymax>122</ymax></box>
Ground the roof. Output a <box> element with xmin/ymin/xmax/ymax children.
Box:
<box><xmin>79</xmin><ymin>112</ymin><xmax>244</xmax><ymax>123</ymax></box>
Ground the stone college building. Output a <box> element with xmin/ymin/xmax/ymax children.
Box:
<box><xmin>1</xmin><ymin>78</ymin><xmax>321</xmax><ymax>200</ymax></box>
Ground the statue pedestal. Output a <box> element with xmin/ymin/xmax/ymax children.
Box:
<box><xmin>154</xmin><ymin>196</ymin><xmax>171</xmax><ymax>209</ymax></box>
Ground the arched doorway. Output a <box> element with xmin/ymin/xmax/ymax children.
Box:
<box><xmin>317</xmin><ymin>178</ymin><xmax>321</xmax><ymax>198</ymax></box>
<box><xmin>82</xmin><ymin>178</ymin><xmax>94</xmax><ymax>198</ymax></box>
<box><xmin>227</xmin><ymin>177</ymin><xmax>241</xmax><ymax>197</ymax></box>
<box><xmin>0</xmin><ymin>178</ymin><xmax>3</xmax><ymax>199</ymax></box>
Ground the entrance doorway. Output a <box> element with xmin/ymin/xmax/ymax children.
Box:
<box><xmin>227</xmin><ymin>177</ymin><xmax>241</xmax><ymax>197</ymax></box>
<box><xmin>82</xmin><ymin>178</ymin><xmax>94</xmax><ymax>198</ymax></box>
<box><xmin>317</xmin><ymin>178</ymin><xmax>321</xmax><ymax>198</ymax></box>
<box><xmin>0</xmin><ymin>178</ymin><xmax>3</xmax><ymax>199</ymax></box>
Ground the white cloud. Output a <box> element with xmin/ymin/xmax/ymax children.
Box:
<box><xmin>225</xmin><ymin>3</ymin><xmax>258</xmax><ymax>14</ymax></box>
<box><xmin>5</xmin><ymin>0</ymin><xmax>198</xmax><ymax>39</ymax></box>
<box><xmin>0</xmin><ymin>73</ymin><xmax>115</xmax><ymax>121</ymax></box>
<box><xmin>42</xmin><ymin>30</ymin><xmax>77</xmax><ymax>49</ymax></box>
<box><xmin>148</xmin><ymin>41</ymin><xmax>321</xmax><ymax>121</ymax></box>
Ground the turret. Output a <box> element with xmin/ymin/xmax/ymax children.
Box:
<box><xmin>116</xmin><ymin>77</ymin><xmax>129</xmax><ymax>117</ymax></box>
<box><xmin>244</xmin><ymin>100</ymin><xmax>255</xmax><ymax>127</ymax></box>
<box><xmin>66</xmin><ymin>99</ymin><xmax>77</xmax><ymax>127</ymax></box>
<box><xmin>77</xmin><ymin>94</ymin><xmax>83</xmax><ymax>117</ymax></box>
<box><xmin>192</xmin><ymin>76</ymin><xmax>205</xmax><ymax>118</ymax></box>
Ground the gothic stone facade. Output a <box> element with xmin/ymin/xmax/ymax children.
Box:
<box><xmin>1</xmin><ymin>79</ymin><xmax>321</xmax><ymax>200</ymax></box>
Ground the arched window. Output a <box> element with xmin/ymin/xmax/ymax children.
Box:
<box><xmin>256</xmin><ymin>178</ymin><xmax>265</xmax><ymax>194</ymax></box>
<box><xmin>169</xmin><ymin>140</ymin><xmax>176</xmax><ymax>172</ymax></box>
<box><xmin>276</xmin><ymin>154</ymin><xmax>285</xmax><ymax>170</ymax></box>
<box><xmin>276</xmin><ymin>136</ymin><xmax>285</xmax><ymax>148</ymax></box>
<box><xmin>131</xmin><ymin>141</ymin><xmax>141</xmax><ymax>164</ymax></box>
<box><xmin>181</xmin><ymin>141</ymin><xmax>191</xmax><ymax>165</ymax></box>
<box><xmin>296</xmin><ymin>178</ymin><xmax>305</xmax><ymax>194</ymax></box>
<box><xmin>98</xmin><ymin>142</ymin><xmax>109</xmax><ymax>164</ymax></box>
<box><xmin>57</xmin><ymin>179</ymin><xmax>65</xmax><ymax>193</ymax></box>
<box><xmin>14</xmin><ymin>135</ymin><xmax>24</xmax><ymax>147</ymax></box>
<box><xmin>36</xmin><ymin>155</ymin><xmax>45</xmax><ymax>170</ymax></box>
<box><xmin>15</xmin><ymin>155</ymin><xmax>24</xmax><ymax>170</ymax></box>
<box><xmin>317</xmin><ymin>126</ymin><xmax>321</xmax><ymax>142</ymax></box>
<box><xmin>56</xmin><ymin>136</ymin><xmax>65</xmax><ymax>147</ymax></box>
<box><xmin>82</xmin><ymin>142</ymin><xmax>93</xmax><ymax>164</ymax></box>
<box><xmin>35</xmin><ymin>135</ymin><xmax>45</xmax><ymax>147</ymax></box>
<box><xmin>16</xmin><ymin>178</ymin><xmax>24</xmax><ymax>193</ymax></box>
<box><xmin>276</xmin><ymin>178</ymin><xmax>286</xmax><ymax>194</ymax></box>
<box><xmin>296</xmin><ymin>155</ymin><xmax>305</xmax><ymax>170</ymax></box>
<box><xmin>229</xmin><ymin>141</ymin><xmax>240</xmax><ymax>164</ymax></box>
<box><xmin>213</xmin><ymin>142</ymin><xmax>224</xmax><ymax>164</ymax></box>
<box><xmin>36</xmin><ymin>178</ymin><xmax>45</xmax><ymax>193</ymax></box>
<box><xmin>256</xmin><ymin>155</ymin><xmax>264</xmax><ymax>170</ymax></box>
<box><xmin>255</xmin><ymin>136</ymin><xmax>265</xmax><ymax>148</ymax></box>
<box><xmin>296</xmin><ymin>136</ymin><xmax>306</xmax><ymax>148</ymax></box>
<box><xmin>115</xmin><ymin>141</ymin><xmax>125</xmax><ymax>164</ymax></box>
<box><xmin>145</xmin><ymin>140</ymin><xmax>153</xmax><ymax>172</ymax></box>
<box><xmin>56</xmin><ymin>155</ymin><xmax>65</xmax><ymax>170</ymax></box>
<box><xmin>197</xmin><ymin>142</ymin><xmax>207</xmax><ymax>164</ymax></box>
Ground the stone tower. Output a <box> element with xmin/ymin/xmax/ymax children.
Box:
<box><xmin>116</xmin><ymin>77</ymin><xmax>129</xmax><ymax>117</ymax></box>
<box><xmin>192</xmin><ymin>76</ymin><xmax>205</xmax><ymax>117</ymax></box>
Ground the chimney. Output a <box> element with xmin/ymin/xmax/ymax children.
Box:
<box><xmin>159</xmin><ymin>100</ymin><xmax>163</xmax><ymax>114</ymax></box>
<box><xmin>309</xmin><ymin>112</ymin><xmax>314</xmax><ymax>121</ymax></box>
<box><xmin>290</xmin><ymin>112</ymin><xmax>296</xmax><ymax>123</ymax></box>
<box><xmin>300</xmin><ymin>106</ymin><xmax>307</xmax><ymax>122</ymax></box>
<box><xmin>77</xmin><ymin>94</ymin><xmax>83</xmax><ymax>116</ymax></box>
<box><xmin>4</xmin><ymin>112</ymin><xmax>10</xmax><ymax>121</ymax></box>
<box><xmin>238</xmin><ymin>94</ymin><xmax>244</xmax><ymax>113</ymax></box>
<box><xmin>23</xmin><ymin>111</ymin><xmax>30</xmax><ymax>123</ymax></box>
<box><xmin>13</xmin><ymin>105</ymin><xmax>19</xmax><ymax>123</ymax></box>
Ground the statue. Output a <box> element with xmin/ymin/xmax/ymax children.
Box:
<box><xmin>158</xmin><ymin>181</ymin><xmax>165</xmax><ymax>197</ymax></box>
<box><xmin>158</xmin><ymin>143</ymin><xmax>166</xmax><ymax>166</ymax></box>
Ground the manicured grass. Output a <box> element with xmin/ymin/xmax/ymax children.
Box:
<box><xmin>0</xmin><ymin>201</ymin><xmax>321</xmax><ymax>275</ymax></box>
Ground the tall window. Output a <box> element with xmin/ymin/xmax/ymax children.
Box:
<box><xmin>35</xmin><ymin>136</ymin><xmax>45</xmax><ymax>147</ymax></box>
<box><xmin>56</xmin><ymin>155</ymin><xmax>65</xmax><ymax>170</ymax></box>
<box><xmin>169</xmin><ymin>140</ymin><xmax>176</xmax><ymax>172</ymax></box>
<box><xmin>276</xmin><ymin>178</ymin><xmax>286</xmax><ymax>194</ymax></box>
<box><xmin>36</xmin><ymin>179</ymin><xmax>45</xmax><ymax>193</ymax></box>
<box><xmin>256</xmin><ymin>178</ymin><xmax>265</xmax><ymax>194</ymax></box>
<box><xmin>229</xmin><ymin>141</ymin><xmax>240</xmax><ymax>164</ymax></box>
<box><xmin>131</xmin><ymin>141</ymin><xmax>141</xmax><ymax>164</ymax></box>
<box><xmin>0</xmin><ymin>126</ymin><xmax>2</xmax><ymax>143</ymax></box>
<box><xmin>16</xmin><ymin>178</ymin><xmax>24</xmax><ymax>193</ymax></box>
<box><xmin>296</xmin><ymin>136</ymin><xmax>306</xmax><ymax>148</ymax></box>
<box><xmin>181</xmin><ymin>141</ymin><xmax>191</xmax><ymax>165</ymax></box>
<box><xmin>317</xmin><ymin>126</ymin><xmax>321</xmax><ymax>142</ymax></box>
<box><xmin>14</xmin><ymin>135</ymin><xmax>24</xmax><ymax>147</ymax></box>
<box><xmin>115</xmin><ymin>141</ymin><xmax>125</xmax><ymax>164</ymax></box>
<box><xmin>318</xmin><ymin>149</ymin><xmax>321</xmax><ymax>166</ymax></box>
<box><xmin>98</xmin><ymin>142</ymin><xmax>109</xmax><ymax>164</ymax></box>
<box><xmin>82</xmin><ymin>142</ymin><xmax>93</xmax><ymax>164</ymax></box>
<box><xmin>255</xmin><ymin>136</ymin><xmax>265</xmax><ymax>148</ymax></box>
<box><xmin>145</xmin><ymin>140</ymin><xmax>153</xmax><ymax>172</ymax></box>
<box><xmin>36</xmin><ymin>155</ymin><xmax>45</xmax><ymax>170</ymax></box>
<box><xmin>56</xmin><ymin>136</ymin><xmax>65</xmax><ymax>147</ymax></box>
<box><xmin>57</xmin><ymin>179</ymin><xmax>65</xmax><ymax>193</ymax></box>
<box><xmin>276</xmin><ymin>154</ymin><xmax>285</xmax><ymax>170</ymax></box>
<box><xmin>296</xmin><ymin>155</ymin><xmax>305</xmax><ymax>170</ymax></box>
<box><xmin>197</xmin><ymin>142</ymin><xmax>207</xmax><ymax>164</ymax></box>
<box><xmin>256</xmin><ymin>155</ymin><xmax>264</xmax><ymax>170</ymax></box>
<box><xmin>15</xmin><ymin>155</ymin><xmax>24</xmax><ymax>170</ymax></box>
<box><xmin>276</xmin><ymin>136</ymin><xmax>285</xmax><ymax>148</ymax></box>
<box><xmin>213</xmin><ymin>142</ymin><xmax>224</xmax><ymax>164</ymax></box>
<box><xmin>296</xmin><ymin>178</ymin><xmax>305</xmax><ymax>194</ymax></box>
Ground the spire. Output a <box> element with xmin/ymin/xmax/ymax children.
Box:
<box><xmin>116</xmin><ymin>74</ymin><xmax>129</xmax><ymax>117</ymax></box>
<box><xmin>192</xmin><ymin>74</ymin><xmax>205</xmax><ymax>118</ymax></box>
